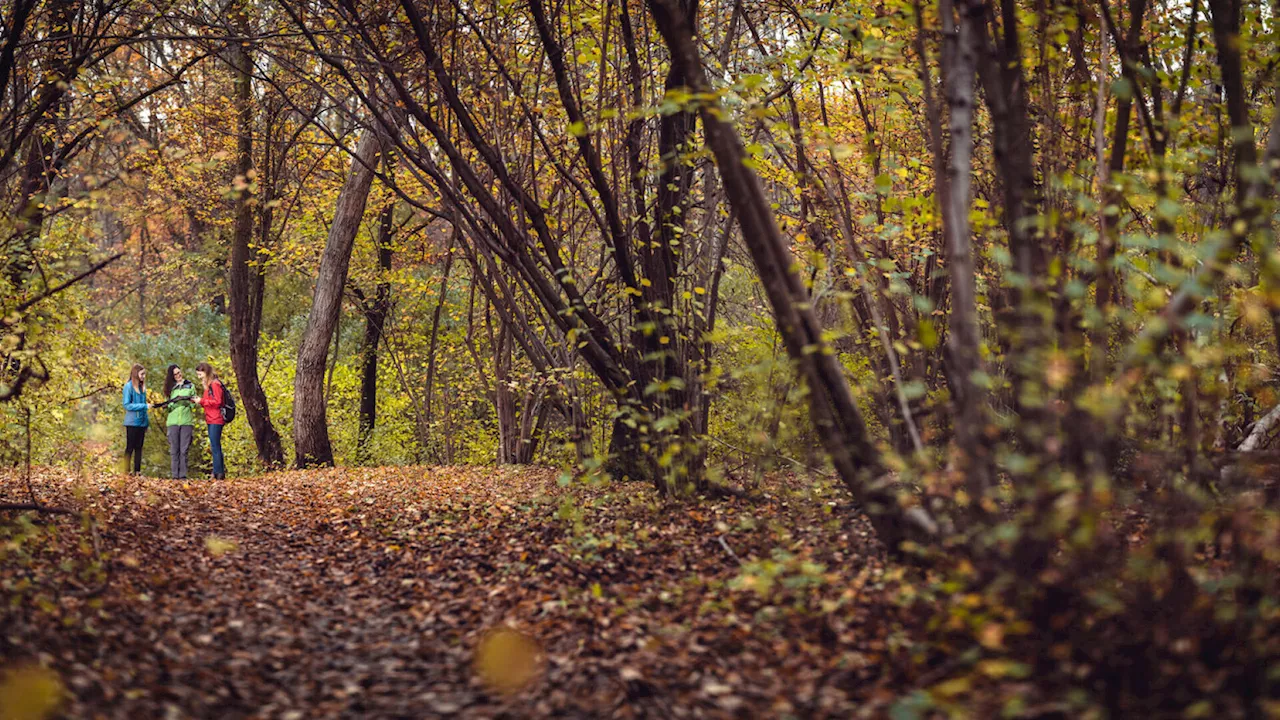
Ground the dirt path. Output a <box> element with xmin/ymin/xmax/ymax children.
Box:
<box><xmin>1</xmin><ymin>468</ymin><xmax>908</xmax><ymax>718</ymax></box>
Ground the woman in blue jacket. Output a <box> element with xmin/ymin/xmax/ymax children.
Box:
<box><xmin>122</xmin><ymin>364</ymin><xmax>150</xmax><ymax>475</ymax></box>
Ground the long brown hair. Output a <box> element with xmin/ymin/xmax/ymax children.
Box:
<box><xmin>129</xmin><ymin>363</ymin><xmax>145</xmax><ymax>391</ymax></box>
<box><xmin>163</xmin><ymin>364</ymin><xmax>181</xmax><ymax>397</ymax></box>
<box><xmin>195</xmin><ymin>362</ymin><xmax>219</xmax><ymax>387</ymax></box>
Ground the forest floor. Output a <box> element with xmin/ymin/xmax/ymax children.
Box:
<box><xmin>0</xmin><ymin>466</ymin><xmax>926</xmax><ymax>719</ymax></box>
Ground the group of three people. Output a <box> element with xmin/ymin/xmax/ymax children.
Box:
<box><xmin>122</xmin><ymin>362</ymin><xmax>229</xmax><ymax>479</ymax></box>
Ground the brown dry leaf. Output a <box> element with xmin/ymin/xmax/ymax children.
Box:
<box><xmin>978</xmin><ymin>623</ymin><xmax>1005</xmax><ymax>650</ymax></box>
<box><xmin>1</xmin><ymin>468</ymin><xmax>901</xmax><ymax>717</ymax></box>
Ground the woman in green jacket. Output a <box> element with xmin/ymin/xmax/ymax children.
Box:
<box><xmin>159</xmin><ymin>364</ymin><xmax>198</xmax><ymax>479</ymax></box>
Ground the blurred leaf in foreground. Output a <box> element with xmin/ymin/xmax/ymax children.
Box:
<box><xmin>0</xmin><ymin>665</ymin><xmax>64</xmax><ymax>720</ymax></box>
<box><xmin>473</xmin><ymin>627</ymin><xmax>542</xmax><ymax>694</ymax></box>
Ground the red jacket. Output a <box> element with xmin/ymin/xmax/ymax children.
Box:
<box><xmin>196</xmin><ymin>381</ymin><xmax>226</xmax><ymax>425</ymax></box>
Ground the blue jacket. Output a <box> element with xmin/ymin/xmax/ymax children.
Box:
<box><xmin>122</xmin><ymin>381</ymin><xmax>149</xmax><ymax>428</ymax></box>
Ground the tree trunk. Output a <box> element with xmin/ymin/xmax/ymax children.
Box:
<box><xmin>325</xmin><ymin>308</ymin><xmax>342</xmax><ymax>403</ymax></box>
<box><xmin>357</xmin><ymin>202</ymin><xmax>395</xmax><ymax>458</ymax></box>
<box><xmin>935</xmin><ymin>0</ymin><xmax>993</xmax><ymax>499</ymax></box>
<box><xmin>538</xmin><ymin>0</ymin><xmax>701</xmax><ymax>491</ymax></box>
<box><xmin>1238</xmin><ymin>403</ymin><xmax>1280</xmax><ymax>453</ymax></box>
<box><xmin>646</xmin><ymin>0</ymin><xmax>936</xmax><ymax>551</ymax></box>
<box><xmin>1093</xmin><ymin>0</ymin><xmax>1144</xmax><ymax>383</ymax></box>
<box><xmin>494</xmin><ymin>323</ymin><xmax>516</xmax><ymax>464</ymax></box>
<box><xmin>227</xmin><ymin>32</ymin><xmax>286</xmax><ymax>468</ymax></box>
<box><xmin>568</xmin><ymin>389</ymin><xmax>593</xmax><ymax>463</ymax></box>
<box><xmin>970</xmin><ymin>0</ymin><xmax>1050</xmax><ymax>458</ymax></box>
<box><xmin>138</xmin><ymin>225</ymin><xmax>147</xmax><ymax>331</ymax></box>
<box><xmin>516</xmin><ymin>387</ymin><xmax>549</xmax><ymax>464</ymax></box>
<box><xmin>1209</xmin><ymin>0</ymin><xmax>1280</xmax><ymax>354</ymax></box>
<box><xmin>293</xmin><ymin>130</ymin><xmax>382</xmax><ymax>468</ymax></box>
<box><xmin>423</xmin><ymin>229</ymin><xmax>458</xmax><ymax>456</ymax></box>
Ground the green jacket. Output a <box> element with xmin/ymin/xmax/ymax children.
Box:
<box><xmin>166</xmin><ymin>380</ymin><xmax>198</xmax><ymax>426</ymax></box>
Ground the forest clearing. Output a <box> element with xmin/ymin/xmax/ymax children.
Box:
<box><xmin>2</xmin><ymin>0</ymin><xmax>1280</xmax><ymax>715</ymax></box>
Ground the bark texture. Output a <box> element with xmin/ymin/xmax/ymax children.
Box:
<box><xmin>357</xmin><ymin>202</ymin><xmax>395</xmax><ymax>458</ymax></box>
<box><xmin>293</xmin><ymin>130</ymin><xmax>382</xmax><ymax>468</ymax></box>
<box><xmin>227</xmin><ymin>34</ymin><xmax>286</xmax><ymax>468</ymax></box>
<box><xmin>937</xmin><ymin>0</ymin><xmax>992</xmax><ymax>497</ymax></box>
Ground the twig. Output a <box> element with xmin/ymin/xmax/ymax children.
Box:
<box><xmin>717</xmin><ymin>536</ymin><xmax>741</xmax><ymax>563</ymax></box>
<box><xmin>0</xmin><ymin>503</ymin><xmax>74</xmax><ymax>515</ymax></box>
<box><xmin>11</xmin><ymin>253</ymin><xmax>124</xmax><ymax>314</ymax></box>
<box><xmin>63</xmin><ymin>385</ymin><xmax>113</xmax><ymax>403</ymax></box>
<box><xmin>24</xmin><ymin>406</ymin><xmax>34</xmax><ymax>505</ymax></box>
<box><xmin>706</xmin><ymin>435</ymin><xmax>835</xmax><ymax>478</ymax></box>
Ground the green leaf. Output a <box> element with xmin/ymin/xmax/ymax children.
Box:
<box><xmin>901</xmin><ymin>380</ymin><xmax>927</xmax><ymax>400</ymax></box>
<box><xmin>888</xmin><ymin>691</ymin><xmax>932</xmax><ymax>720</ymax></box>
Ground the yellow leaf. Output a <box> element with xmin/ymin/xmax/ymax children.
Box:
<box><xmin>474</xmin><ymin>628</ymin><xmax>542</xmax><ymax>694</ymax></box>
<box><xmin>0</xmin><ymin>665</ymin><xmax>64</xmax><ymax>720</ymax></box>
<box><xmin>977</xmin><ymin>659</ymin><xmax>1027</xmax><ymax>678</ymax></box>
<box><xmin>931</xmin><ymin>675</ymin><xmax>971</xmax><ymax>698</ymax></box>
<box><xmin>204</xmin><ymin>536</ymin><xmax>238</xmax><ymax>557</ymax></box>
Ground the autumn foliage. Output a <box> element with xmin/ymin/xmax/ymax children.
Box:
<box><xmin>2</xmin><ymin>0</ymin><xmax>1280</xmax><ymax>715</ymax></box>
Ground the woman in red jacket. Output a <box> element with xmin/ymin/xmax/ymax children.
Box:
<box><xmin>194</xmin><ymin>362</ymin><xmax>227</xmax><ymax>479</ymax></box>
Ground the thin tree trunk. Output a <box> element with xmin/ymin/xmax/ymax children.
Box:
<box><xmin>357</xmin><ymin>202</ymin><xmax>395</xmax><ymax>458</ymax></box>
<box><xmin>227</xmin><ymin>30</ymin><xmax>285</xmax><ymax>468</ymax></box>
<box><xmin>969</xmin><ymin>0</ymin><xmax>1050</xmax><ymax>457</ymax></box>
<box><xmin>694</xmin><ymin>214</ymin><xmax>734</xmax><ymax>438</ymax></box>
<box><xmin>293</xmin><ymin>130</ymin><xmax>382</xmax><ymax>468</ymax></box>
<box><xmin>517</xmin><ymin>393</ymin><xmax>550</xmax><ymax>465</ymax></box>
<box><xmin>138</xmin><ymin>225</ymin><xmax>147</xmax><ymax>331</ymax></box>
<box><xmin>325</xmin><ymin>310</ymin><xmax>342</xmax><ymax>403</ymax></box>
<box><xmin>382</xmin><ymin>331</ymin><xmax>430</xmax><ymax>461</ymax></box>
<box><xmin>1094</xmin><ymin>0</ymin><xmax>1144</xmax><ymax>382</ymax></box>
<box><xmin>493</xmin><ymin>322</ymin><xmax>516</xmax><ymax>464</ymax></box>
<box><xmin>1208</xmin><ymin>0</ymin><xmax>1280</xmax><ymax>354</ymax></box>
<box><xmin>423</xmin><ymin>228</ymin><xmax>458</xmax><ymax>441</ymax></box>
<box><xmin>934</xmin><ymin>0</ymin><xmax>993</xmax><ymax>498</ymax></box>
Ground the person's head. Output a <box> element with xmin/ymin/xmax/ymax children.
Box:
<box><xmin>130</xmin><ymin>364</ymin><xmax>146</xmax><ymax>389</ymax></box>
<box><xmin>164</xmin><ymin>364</ymin><xmax>184</xmax><ymax>396</ymax></box>
<box><xmin>195</xmin><ymin>362</ymin><xmax>218</xmax><ymax>386</ymax></box>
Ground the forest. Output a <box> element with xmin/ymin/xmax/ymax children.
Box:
<box><xmin>1</xmin><ymin>0</ymin><xmax>1278</xmax><ymax>715</ymax></box>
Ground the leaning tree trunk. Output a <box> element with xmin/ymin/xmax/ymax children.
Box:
<box><xmin>293</xmin><ymin>130</ymin><xmax>382</xmax><ymax>468</ymax></box>
<box><xmin>646</xmin><ymin>0</ymin><xmax>935</xmax><ymax>551</ymax></box>
<box><xmin>357</xmin><ymin>202</ymin><xmax>395</xmax><ymax>458</ymax></box>
<box><xmin>227</xmin><ymin>32</ymin><xmax>286</xmax><ymax>468</ymax></box>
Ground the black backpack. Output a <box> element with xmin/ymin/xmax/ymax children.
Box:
<box><xmin>217</xmin><ymin>381</ymin><xmax>237</xmax><ymax>424</ymax></box>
